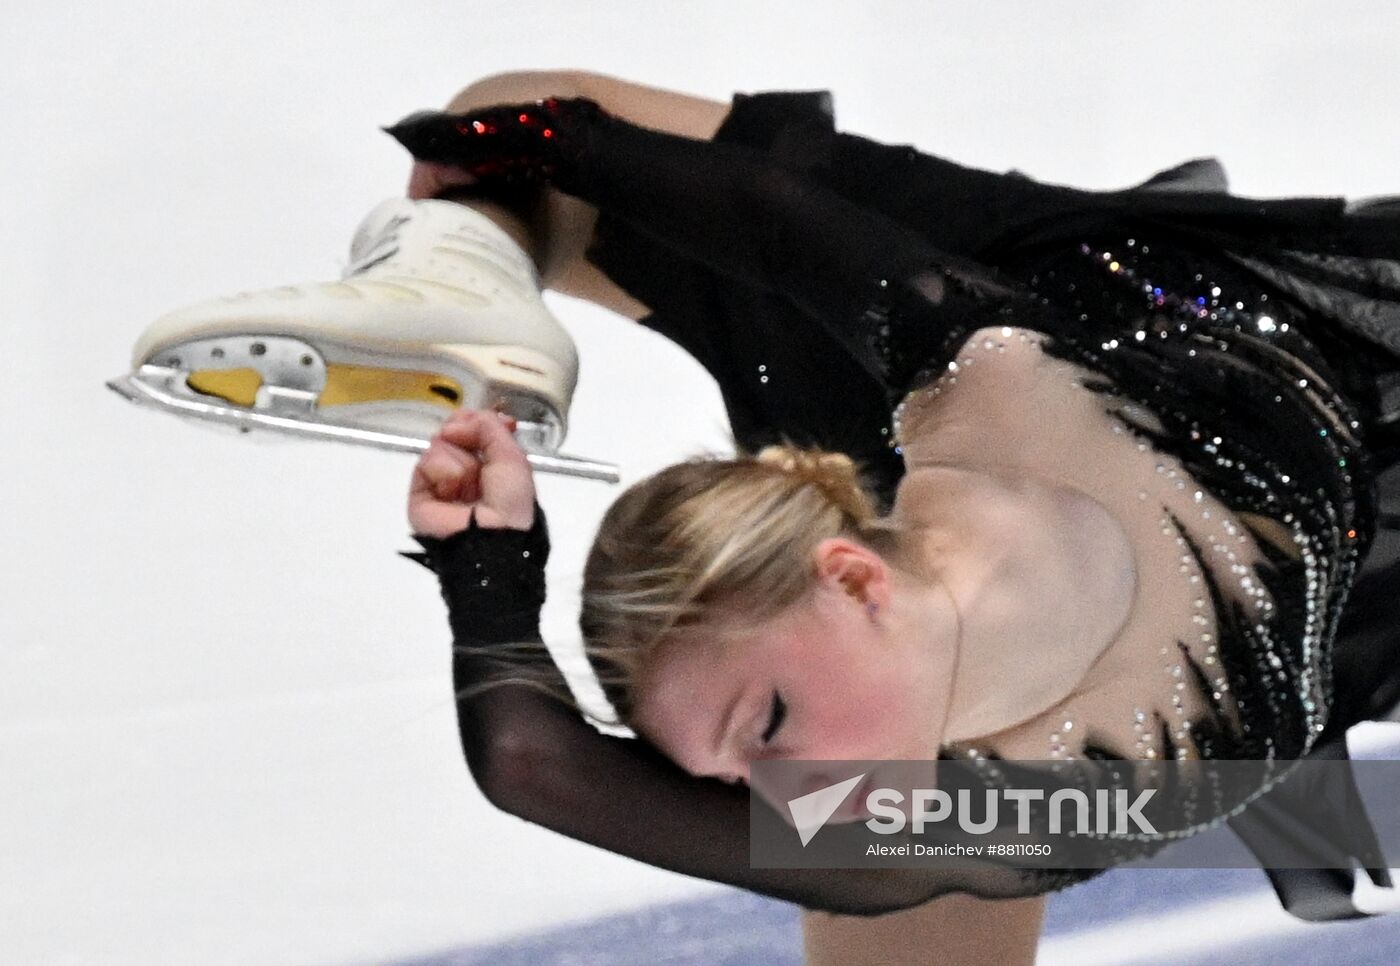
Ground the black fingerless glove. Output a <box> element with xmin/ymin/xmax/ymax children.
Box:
<box><xmin>399</xmin><ymin>501</ymin><xmax>550</xmax><ymax>646</ymax></box>
<box><xmin>384</xmin><ymin>96</ymin><xmax>609</xmax><ymax>195</ymax></box>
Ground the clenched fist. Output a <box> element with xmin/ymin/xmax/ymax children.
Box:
<box><xmin>408</xmin><ymin>408</ymin><xmax>537</xmax><ymax>537</ymax></box>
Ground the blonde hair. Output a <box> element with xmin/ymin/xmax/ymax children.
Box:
<box><xmin>456</xmin><ymin>438</ymin><xmax>908</xmax><ymax>729</ymax></box>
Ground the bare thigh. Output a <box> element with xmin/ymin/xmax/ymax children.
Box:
<box><xmin>441</xmin><ymin>69</ymin><xmax>733</xmax><ymax>320</ymax></box>
<box><xmin>801</xmin><ymin>892</ymin><xmax>1045</xmax><ymax>966</ymax></box>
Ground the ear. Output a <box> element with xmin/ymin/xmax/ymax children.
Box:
<box><xmin>812</xmin><ymin>537</ymin><xmax>890</xmax><ymax>607</ymax></box>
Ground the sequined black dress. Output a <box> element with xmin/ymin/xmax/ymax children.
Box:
<box><xmin>395</xmin><ymin>90</ymin><xmax>1400</xmax><ymax>921</ymax></box>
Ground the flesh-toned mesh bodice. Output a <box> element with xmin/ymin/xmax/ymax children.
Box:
<box><xmin>390</xmin><ymin>89</ymin><xmax>1400</xmax><ymax>918</ymax></box>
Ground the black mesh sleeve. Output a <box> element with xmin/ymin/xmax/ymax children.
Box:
<box><xmin>400</xmin><ymin>504</ymin><xmax>1094</xmax><ymax>915</ymax></box>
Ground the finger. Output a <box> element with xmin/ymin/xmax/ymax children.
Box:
<box><xmin>408</xmin><ymin>462</ymin><xmax>479</xmax><ymax>527</ymax></box>
<box><xmin>437</xmin><ymin>410</ymin><xmax>528</xmax><ymax>468</ymax></box>
<box><xmin>416</xmin><ymin>446</ymin><xmax>467</xmax><ymax>501</ymax></box>
<box><xmin>443</xmin><ymin>404</ymin><xmax>504</xmax><ymax>427</ymax></box>
<box><xmin>437</xmin><ymin>414</ymin><xmax>531</xmax><ymax>523</ymax></box>
<box><xmin>408</xmin><ymin>497</ymin><xmax>474</xmax><ymax>539</ymax></box>
<box><xmin>465</xmin><ymin>406</ymin><xmax>521</xmax><ymax>439</ymax></box>
<box><xmin>424</xmin><ymin>439</ymin><xmax>490</xmax><ymax>502</ymax></box>
<box><xmin>407</xmin><ymin>162</ymin><xmax>444</xmax><ymax>200</ymax></box>
<box><xmin>430</xmin><ymin>420</ymin><xmax>491</xmax><ymax>467</ymax></box>
<box><xmin>441</xmin><ymin>406</ymin><xmax>482</xmax><ymax>429</ymax></box>
<box><xmin>427</xmin><ymin>433</ymin><xmax>477</xmax><ymax>474</ymax></box>
<box><xmin>430</xmin><ymin>161</ymin><xmax>479</xmax><ymax>192</ymax></box>
<box><xmin>425</xmin><ymin>435</ymin><xmax>489</xmax><ymax>504</ymax></box>
<box><xmin>408</xmin><ymin>464</ymin><xmax>433</xmax><ymax>499</ymax></box>
<box><xmin>408</xmin><ymin>161</ymin><xmax>479</xmax><ymax>200</ymax></box>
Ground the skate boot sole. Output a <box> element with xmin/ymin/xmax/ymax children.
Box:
<box><xmin>108</xmin><ymin>333</ymin><xmax>618</xmax><ymax>482</ymax></box>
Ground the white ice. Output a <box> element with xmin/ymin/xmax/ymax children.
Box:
<box><xmin>3</xmin><ymin>2</ymin><xmax>1399</xmax><ymax>964</ymax></box>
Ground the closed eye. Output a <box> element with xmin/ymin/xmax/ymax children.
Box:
<box><xmin>762</xmin><ymin>691</ymin><xmax>786</xmax><ymax>743</ymax></box>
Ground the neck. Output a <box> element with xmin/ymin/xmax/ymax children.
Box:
<box><xmin>890</xmin><ymin>463</ymin><xmax>1139</xmax><ymax>744</ymax></box>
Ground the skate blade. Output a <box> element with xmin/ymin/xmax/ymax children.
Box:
<box><xmin>106</xmin><ymin>365</ymin><xmax>620</xmax><ymax>483</ymax></box>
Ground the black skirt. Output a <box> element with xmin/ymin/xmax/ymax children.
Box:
<box><xmin>584</xmin><ymin>88</ymin><xmax>1400</xmax><ymax>921</ymax></box>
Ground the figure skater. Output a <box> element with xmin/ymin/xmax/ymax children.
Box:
<box><xmin>120</xmin><ymin>71</ymin><xmax>1400</xmax><ymax>965</ymax></box>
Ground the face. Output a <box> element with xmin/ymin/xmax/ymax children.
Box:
<box><xmin>630</xmin><ymin>538</ymin><xmax>953</xmax><ymax>825</ymax></box>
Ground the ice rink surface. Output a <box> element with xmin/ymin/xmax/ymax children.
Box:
<box><xmin>4</xmin><ymin>2</ymin><xmax>1400</xmax><ymax>963</ymax></box>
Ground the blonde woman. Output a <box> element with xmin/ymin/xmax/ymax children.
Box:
<box><xmin>136</xmin><ymin>70</ymin><xmax>1400</xmax><ymax>964</ymax></box>
<box><xmin>380</xmin><ymin>71</ymin><xmax>1400</xmax><ymax>959</ymax></box>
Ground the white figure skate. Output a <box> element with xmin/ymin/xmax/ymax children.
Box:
<box><xmin>107</xmin><ymin>197</ymin><xmax>619</xmax><ymax>482</ymax></box>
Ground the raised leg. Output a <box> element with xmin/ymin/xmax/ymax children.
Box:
<box><xmin>389</xmin><ymin>90</ymin><xmax>982</xmax><ymax>393</ymax></box>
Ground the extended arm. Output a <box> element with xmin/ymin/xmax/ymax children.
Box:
<box><xmin>402</xmin><ymin>503</ymin><xmax>1087</xmax><ymax>916</ymax></box>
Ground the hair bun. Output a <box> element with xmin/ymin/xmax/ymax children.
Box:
<box><xmin>755</xmin><ymin>443</ymin><xmax>876</xmax><ymax>526</ymax></box>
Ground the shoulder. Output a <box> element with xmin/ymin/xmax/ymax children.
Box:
<box><xmin>893</xmin><ymin>324</ymin><xmax>1057</xmax><ymax>459</ymax></box>
<box><xmin>958</xmin><ymin>324</ymin><xmax>1052</xmax><ymax>373</ymax></box>
<box><xmin>890</xmin><ymin>463</ymin><xmax>1039</xmax><ymax>538</ymax></box>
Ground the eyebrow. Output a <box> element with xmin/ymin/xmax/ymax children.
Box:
<box><xmin>712</xmin><ymin>686</ymin><xmax>748</xmax><ymax>758</ymax></box>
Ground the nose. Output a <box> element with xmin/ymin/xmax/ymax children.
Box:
<box><xmin>712</xmin><ymin>761</ymin><xmax>751</xmax><ymax>787</ymax></box>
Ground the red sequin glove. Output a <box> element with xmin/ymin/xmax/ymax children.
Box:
<box><xmin>383</xmin><ymin>96</ymin><xmax>609</xmax><ymax>193</ymax></box>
